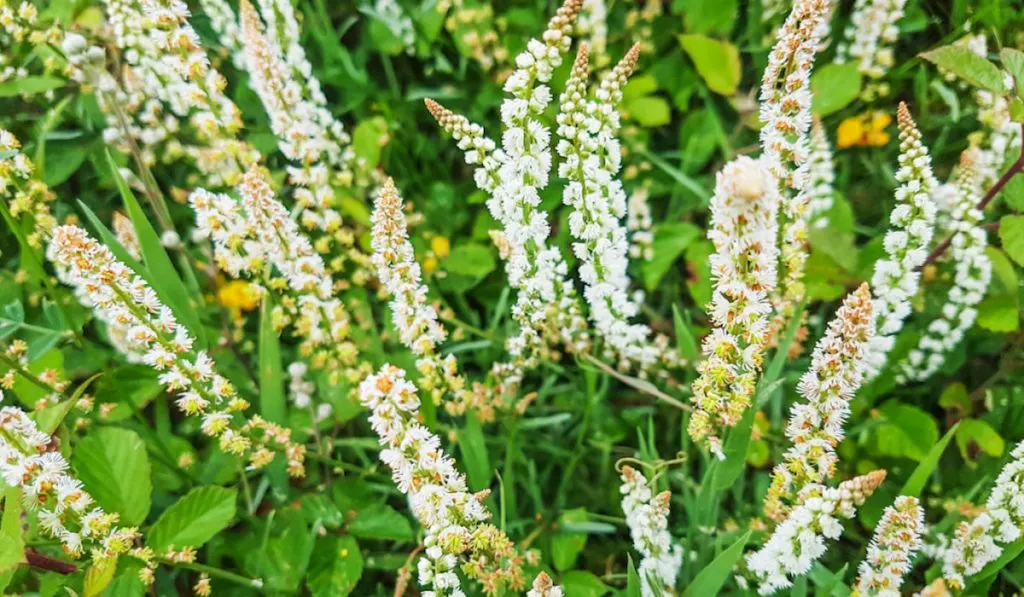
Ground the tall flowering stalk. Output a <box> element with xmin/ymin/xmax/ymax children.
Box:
<box><xmin>759</xmin><ymin>0</ymin><xmax>831</xmax><ymax>339</ymax></box>
<box><xmin>688</xmin><ymin>156</ymin><xmax>780</xmax><ymax>457</ymax></box>
<box><xmin>746</xmin><ymin>471</ymin><xmax>887</xmax><ymax>595</ymax></box>
<box><xmin>764</xmin><ymin>284</ymin><xmax>874</xmax><ymax>521</ymax></box>
<box><xmin>899</xmin><ymin>155</ymin><xmax>991</xmax><ymax>382</ymax></box>
<box><xmin>0</xmin><ymin>395</ymin><xmax>148</xmax><ymax>563</ymax></box>
<box><xmin>428</xmin><ymin>0</ymin><xmax>592</xmax><ymax>390</ymax></box>
<box><xmin>358</xmin><ymin>365</ymin><xmax>524</xmax><ymax>596</ymax></box>
<box><xmin>627</xmin><ymin>187</ymin><xmax>655</xmax><ymax>261</ymax></box>
<box><xmin>943</xmin><ymin>440</ymin><xmax>1024</xmax><ymax>591</ymax></box>
<box><xmin>805</xmin><ymin>118</ymin><xmax>835</xmax><ymax>229</ymax></box>
<box><xmin>1</xmin><ymin>129</ymin><xmax>56</xmax><ymax>249</ymax></box>
<box><xmin>46</xmin><ymin>225</ymin><xmax>305</xmax><ymax>476</ymax></box>
<box><xmin>862</xmin><ymin>103</ymin><xmax>938</xmax><ymax>381</ymax></box>
<box><xmin>837</xmin><ymin>0</ymin><xmax>908</xmax><ymax>101</ymax></box>
<box><xmin>852</xmin><ymin>496</ymin><xmax>924</xmax><ymax>596</ymax></box>
<box><xmin>190</xmin><ymin>168</ymin><xmax>360</xmax><ymax>384</ymax></box>
<box><xmin>620</xmin><ymin>465</ymin><xmax>683</xmax><ymax>597</ymax></box>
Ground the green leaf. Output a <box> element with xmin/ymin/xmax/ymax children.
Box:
<box><xmin>307</xmin><ymin>535</ymin><xmax>363</xmax><ymax>596</ymax></box>
<box><xmin>1000</xmin><ymin>48</ymin><xmax>1024</xmax><ymax>99</ymax></box>
<box><xmin>998</xmin><ymin>215</ymin><xmax>1024</xmax><ymax>266</ymax></box>
<box><xmin>900</xmin><ymin>422</ymin><xmax>959</xmax><ymax>497</ymax></box>
<box><xmin>33</xmin><ymin>372</ymin><xmax>102</xmax><ymax>434</ymax></box>
<box><xmin>0</xmin><ymin>488</ymin><xmax>25</xmax><ymax>574</ymax></box>
<box><xmin>977</xmin><ymin>294</ymin><xmax>1020</xmax><ymax>332</ymax></box>
<box><xmin>445</xmin><ymin>243</ymin><xmax>496</xmax><ymax>279</ymax></box>
<box><xmin>939</xmin><ymin>382</ymin><xmax>972</xmax><ymax>416</ymax></box>
<box><xmin>682</xmin><ymin>530</ymin><xmax>751</xmax><ymax>597</ymax></box>
<box><xmin>352</xmin><ymin>116</ymin><xmax>389</xmax><ymax>169</ymax></box>
<box><xmin>643</xmin><ymin>223</ymin><xmax>700</xmax><ymax>290</ymax></box>
<box><xmin>920</xmin><ymin>44</ymin><xmax>1007</xmax><ymax>93</ymax></box>
<box><xmin>678</xmin><ymin>34</ymin><xmax>741</xmax><ymax>95</ymax></box>
<box><xmin>0</xmin><ymin>76</ymin><xmax>65</xmax><ymax>97</ymax></box>
<box><xmin>672</xmin><ymin>304</ymin><xmax>699</xmax><ymax>362</ymax></box>
<box><xmin>72</xmin><ymin>427</ymin><xmax>152</xmax><ymax>526</ymax></box>
<box><xmin>560</xmin><ymin>570</ymin><xmax>609</xmax><ymax>597</ymax></box>
<box><xmin>811</xmin><ymin>62</ymin><xmax>863</xmax><ymax>116</ymax></box>
<box><xmin>683</xmin><ymin>0</ymin><xmax>737</xmax><ymax>35</ymax></box>
<box><xmin>348</xmin><ymin>504</ymin><xmax>413</xmax><ymax>542</ymax></box>
<box><xmin>148</xmin><ymin>486</ymin><xmax>237</xmax><ymax>551</ymax></box>
<box><xmin>106</xmin><ymin>152</ymin><xmax>206</xmax><ymax>349</ymax></box>
<box><xmin>626</xmin><ymin>96</ymin><xmax>671</xmax><ymax>127</ymax></box>
<box><xmin>0</xmin><ymin>301</ymin><xmax>24</xmax><ymax>339</ymax></box>
<box><xmin>626</xmin><ymin>555</ymin><xmax>642</xmax><ymax>597</ymax></box>
<box><xmin>956</xmin><ymin>418</ymin><xmax>1005</xmax><ymax>460</ymax></box>
<box><xmin>84</xmin><ymin>558</ymin><xmax>118</xmax><ymax>597</ymax></box>
<box><xmin>552</xmin><ymin>509</ymin><xmax>588</xmax><ymax>572</ymax></box>
<box><xmin>872</xmin><ymin>401</ymin><xmax>940</xmax><ymax>461</ymax></box>
<box><xmin>259</xmin><ymin>299</ymin><xmax>285</xmax><ymax>423</ymax></box>
<box><xmin>459</xmin><ymin>411</ymin><xmax>491</xmax><ymax>491</ymax></box>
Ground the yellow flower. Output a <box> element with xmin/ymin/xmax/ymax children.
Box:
<box><xmin>423</xmin><ymin>255</ymin><xmax>439</xmax><ymax>275</ymax></box>
<box><xmin>836</xmin><ymin>111</ymin><xmax>892</xmax><ymax>149</ymax></box>
<box><xmin>217</xmin><ymin>280</ymin><xmax>260</xmax><ymax>312</ymax></box>
<box><xmin>431</xmin><ymin>235</ymin><xmax>451</xmax><ymax>258</ymax></box>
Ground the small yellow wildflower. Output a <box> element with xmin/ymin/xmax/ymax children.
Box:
<box><xmin>431</xmin><ymin>235</ymin><xmax>451</xmax><ymax>258</ymax></box>
<box><xmin>836</xmin><ymin>111</ymin><xmax>893</xmax><ymax>149</ymax></box>
<box><xmin>217</xmin><ymin>280</ymin><xmax>260</xmax><ymax>312</ymax></box>
<box><xmin>423</xmin><ymin>255</ymin><xmax>439</xmax><ymax>275</ymax></box>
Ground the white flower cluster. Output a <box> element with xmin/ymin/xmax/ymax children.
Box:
<box><xmin>576</xmin><ymin>0</ymin><xmax>608</xmax><ymax>66</ymax></box>
<box><xmin>0</xmin><ymin>394</ymin><xmax>142</xmax><ymax>561</ymax></box>
<box><xmin>626</xmin><ymin>187</ymin><xmax>654</xmax><ymax>261</ymax></box>
<box><xmin>747</xmin><ymin>471</ymin><xmax>887</xmax><ymax>595</ymax></box>
<box><xmin>688</xmin><ymin>156</ymin><xmax>780</xmax><ymax>457</ymax></box>
<box><xmin>287</xmin><ymin>361</ymin><xmax>332</xmax><ymax>422</ymax></box>
<box><xmin>198</xmin><ymin>0</ymin><xmax>246</xmax><ymax>69</ymax></box>
<box><xmin>862</xmin><ymin>103</ymin><xmax>938</xmax><ymax>382</ymax></box>
<box><xmin>899</xmin><ymin>155</ymin><xmax>991</xmax><ymax>382</ymax></box>
<box><xmin>358</xmin><ymin>365</ymin><xmax>497</xmax><ymax>597</ymax></box>
<box><xmin>806</xmin><ymin>117</ymin><xmax>835</xmax><ymax>229</ymax></box>
<box><xmin>370</xmin><ymin>178</ymin><xmax>472</xmax><ymax>411</ymax></box>
<box><xmin>620</xmin><ymin>465</ymin><xmax>683</xmax><ymax>597</ymax></box>
<box><xmin>972</xmin><ymin>89</ymin><xmax>1023</xmax><ymax>190</ymax></box>
<box><xmin>764</xmin><ymin>284</ymin><xmax>874</xmax><ymax>521</ymax></box>
<box><xmin>0</xmin><ymin>128</ymin><xmax>56</xmax><ymax>249</ymax></box>
<box><xmin>556</xmin><ymin>43</ymin><xmax>661</xmax><ymax>371</ymax></box>
<box><xmin>837</xmin><ymin>0</ymin><xmax>908</xmax><ymax>100</ymax></box>
<box><xmin>374</xmin><ymin>0</ymin><xmax>416</xmax><ymax>53</ymax></box>
<box><xmin>527</xmin><ymin>571</ymin><xmax>564</xmax><ymax>597</ymax></box>
<box><xmin>759</xmin><ymin>0</ymin><xmax>831</xmax><ymax>331</ymax></box>
<box><xmin>46</xmin><ymin>225</ymin><xmax>305</xmax><ymax>476</ymax></box>
<box><xmin>112</xmin><ymin>212</ymin><xmax>142</xmax><ymax>260</ymax></box>
<box><xmin>853</xmin><ymin>496</ymin><xmax>924</xmax><ymax>596</ymax></box>
<box><xmin>943</xmin><ymin>440</ymin><xmax>1024</xmax><ymax>591</ymax></box>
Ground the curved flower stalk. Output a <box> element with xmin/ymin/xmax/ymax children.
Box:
<box><xmin>101</xmin><ymin>0</ymin><xmax>259</xmax><ymax>187</ymax></box>
<box><xmin>862</xmin><ymin>103</ymin><xmax>938</xmax><ymax>382</ymax></box>
<box><xmin>358</xmin><ymin>365</ymin><xmax>525</xmax><ymax>596</ymax></box>
<box><xmin>943</xmin><ymin>440</ymin><xmax>1024</xmax><ymax>591</ymax></box>
<box><xmin>747</xmin><ymin>470</ymin><xmax>887</xmax><ymax>595</ymax></box>
<box><xmin>370</xmin><ymin>178</ymin><xmax>480</xmax><ymax>416</ymax></box>
<box><xmin>1</xmin><ymin>129</ymin><xmax>57</xmax><ymax>249</ymax></box>
<box><xmin>627</xmin><ymin>187</ymin><xmax>655</xmax><ymax>261</ymax></box>
<box><xmin>852</xmin><ymin>496</ymin><xmax>924</xmax><ymax>596</ymax></box>
<box><xmin>428</xmin><ymin>0</ymin><xmax>591</xmax><ymax>392</ymax></box>
<box><xmin>620</xmin><ymin>465</ymin><xmax>683</xmax><ymax>597</ymax></box>
<box><xmin>759</xmin><ymin>0</ymin><xmax>831</xmax><ymax>338</ymax></box>
<box><xmin>0</xmin><ymin>394</ymin><xmax>149</xmax><ymax>566</ymax></box>
<box><xmin>971</xmin><ymin>89</ymin><xmax>1023</xmax><ymax>190</ymax></box>
<box><xmin>527</xmin><ymin>571</ymin><xmax>564</xmax><ymax>597</ymax></box>
<box><xmin>687</xmin><ymin>156</ymin><xmax>780</xmax><ymax>457</ymax></box>
<box><xmin>898</xmin><ymin>155</ymin><xmax>991</xmax><ymax>383</ymax></box>
<box><xmin>836</xmin><ymin>0</ymin><xmax>908</xmax><ymax>101</ymax></box>
<box><xmin>46</xmin><ymin>225</ymin><xmax>306</xmax><ymax>477</ymax></box>
<box><xmin>190</xmin><ymin>168</ymin><xmax>361</xmax><ymax>385</ymax></box>
<box><xmin>805</xmin><ymin>117</ymin><xmax>835</xmax><ymax>229</ymax></box>
<box><xmin>764</xmin><ymin>284</ymin><xmax>874</xmax><ymax>521</ymax></box>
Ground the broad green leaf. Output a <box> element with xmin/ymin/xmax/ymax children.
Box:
<box><xmin>148</xmin><ymin>486</ymin><xmax>237</xmax><ymax>551</ymax></box>
<box><xmin>43</xmin><ymin>142</ymin><xmax>89</xmax><ymax>187</ymax></box>
<box><xmin>445</xmin><ymin>243</ymin><xmax>496</xmax><ymax>279</ymax></box>
<box><xmin>623</xmin><ymin>75</ymin><xmax>658</xmax><ymax>101</ymax></box>
<box><xmin>678</xmin><ymin>34</ymin><xmax>741</xmax><ymax>95</ymax></box>
<box><xmin>956</xmin><ymin>418</ymin><xmax>1005</xmax><ymax>460</ymax></box>
<box><xmin>900</xmin><ymin>422</ymin><xmax>959</xmax><ymax>497</ymax></box>
<box><xmin>348</xmin><ymin>504</ymin><xmax>414</xmax><ymax>542</ymax></box>
<box><xmin>0</xmin><ymin>76</ymin><xmax>65</xmax><ymax>97</ymax></box>
<box><xmin>811</xmin><ymin>63</ymin><xmax>863</xmax><ymax>116</ymax></box>
<box><xmin>259</xmin><ymin>299</ymin><xmax>285</xmax><ymax>423</ymax></box>
<box><xmin>976</xmin><ymin>294</ymin><xmax>1020</xmax><ymax>332</ymax></box>
<box><xmin>682</xmin><ymin>530</ymin><xmax>751</xmax><ymax>597</ymax></box>
<box><xmin>998</xmin><ymin>215</ymin><xmax>1024</xmax><ymax>266</ymax></box>
<box><xmin>84</xmin><ymin>558</ymin><xmax>117</xmax><ymax>597</ymax></box>
<box><xmin>0</xmin><ymin>488</ymin><xmax>25</xmax><ymax>574</ymax></box>
<box><xmin>683</xmin><ymin>0</ymin><xmax>738</xmax><ymax>35</ymax></box>
<box><xmin>72</xmin><ymin>427</ymin><xmax>152</xmax><ymax>525</ymax></box>
<box><xmin>352</xmin><ymin>116</ymin><xmax>389</xmax><ymax>169</ymax></box>
<box><xmin>560</xmin><ymin>570</ymin><xmax>609</xmax><ymax>597</ymax></box>
<box><xmin>245</xmin><ymin>513</ymin><xmax>313</xmax><ymax>592</ymax></box>
<box><xmin>307</xmin><ymin>535</ymin><xmax>363</xmax><ymax>596</ymax></box>
<box><xmin>920</xmin><ymin>44</ymin><xmax>1006</xmax><ymax>93</ymax></box>
<box><xmin>11</xmin><ymin>348</ymin><xmax>63</xmax><ymax>407</ymax></box>
<box><xmin>626</xmin><ymin>96</ymin><xmax>672</xmax><ymax>127</ymax></box>
<box><xmin>939</xmin><ymin>383</ymin><xmax>971</xmax><ymax>416</ymax></box>
<box><xmin>643</xmin><ymin>223</ymin><xmax>700</xmax><ymax>290</ymax></box>
<box><xmin>107</xmin><ymin>152</ymin><xmax>206</xmax><ymax>349</ymax></box>
<box><xmin>459</xmin><ymin>411</ymin><xmax>491</xmax><ymax>491</ymax></box>
<box><xmin>1001</xmin><ymin>48</ymin><xmax>1024</xmax><ymax>99</ymax></box>
<box><xmin>552</xmin><ymin>509</ymin><xmax>588</xmax><ymax>572</ymax></box>
<box><xmin>872</xmin><ymin>401</ymin><xmax>939</xmax><ymax>461</ymax></box>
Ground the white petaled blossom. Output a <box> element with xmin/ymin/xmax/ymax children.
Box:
<box><xmin>370</xmin><ymin>179</ymin><xmax>474</xmax><ymax>414</ymax></box>
<box><xmin>556</xmin><ymin>43</ymin><xmax>670</xmax><ymax>373</ymax></box>
<box><xmin>101</xmin><ymin>0</ymin><xmax>259</xmax><ymax>187</ymax></box>
<box><xmin>687</xmin><ymin>157</ymin><xmax>780</xmax><ymax>457</ymax></box>
<box><xmin>0</xmin><ymin>128</ymin><xmax>57</xmax><ymax>249</ymax></box>
<box><xmin>428</xmin><ymin>0</ymin><xmax>591</xmax><ymax>392</ymax></box>
<box><xmin>374</xmin><ymin>0</ymin><xmax>416</xmax><ymax>53</ymax></box>
<box><xmin>853</xmin><ymin>496</ymin><xmax>924</xmax><ymax>596</ymax></box>
<box><xmin>764</xmin><ymin>284</ymin><xmax>874</xmax><ymax>521</ymax></box>
<box><xmin>971</xmin><ymin>88</ymin><xmax>1022</xmax><ymax>190</ymax></box>
<box><xmin>746</xmin><ymin>471</ymin><xmax>887</xmax><ymax>595</ymax></box>
<box><xmin>862</xmin><ymin>103</ymin><xmax>938</xmax><ymax>382</ymax></box>
<box><xmin>806</xmin><ymin>117</ymin><xmax>835</xmax><ymax>229</ymax></box>
<box><xmin>527</xmin><ymin>571</ymin><xmax>564</xmax><ymax>597</ymax></box>
<box><xmin>359</xmin><ymin>365</ymin><xmax>524</xmax><ymax>596</ymax></box>
<box><xmin>46</xmin><ymin>225</ymin><xmax>306</xmax><ymax>477</ymax></box>
<box><xmin>943</xmin><ymin>441</ymin><xmax>1024</xmax><ymax>591</ymax></box>
<box><xmin>620</xmin><ymin>465</ymin><xmax>683</xmax><ymax>597</ymax></box>
<box><xmin>899</xmin><ymin>155</ymin><xmax>991</xmax><ymax>382</ymax></box>
<box><xmin>626</xmin><ymin>186</ymin><xmax>654</xmax><ymax>261</ymax></box>
<box><xmin>759</xmin><ymin>0</ymin><xmax>831</xmax><ymax>335</ymax></box>
<box><xmin>576</xmin><ymin>0</ymin><xmax>608</xmax><ymax>66</ymax></box>
<box><xmin>0</xmin><ymin>394</ymin><xmax>147</xmax><ymax>564</ymax></box>
<box><xmin>836</xmin><ymin>0</ymin><xmax>908</xmax><ymax>101</ymax></box>
<box><xmin>198</xmin><ymin>0</ymin><xmax>246</xmax><ymax>69</ymax></box>
<box><xmin>112</xmin><ymin>212</ymin><xmax>142</xmax><ymax>260</ymax></box>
